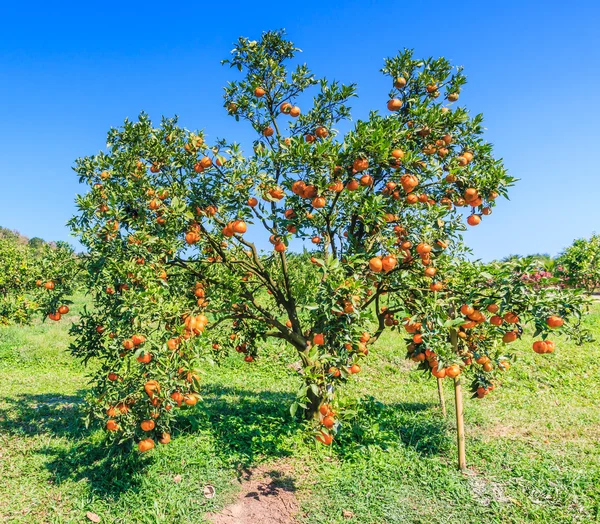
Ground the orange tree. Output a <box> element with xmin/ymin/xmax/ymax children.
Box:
<box><xmin>70</xmin><ymin>30</ymin><xmax>526</xmax><ymax>452</ymax></box>
<box><xmin>556</xmin><ymin>234</ymin><xmax>600</xmax><ymax>294</ymax></box>
<box><xmin>390</xmin><ymin>256</ymin><xmax>590</xmax><ymax>468</ymax></box>
<box><xmin>0</xmin><ymin>234</ymin><xmax>77</xmax><ymax>324</ymax></box>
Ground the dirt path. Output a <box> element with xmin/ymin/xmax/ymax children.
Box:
<box><xmin>206</xmin><ymin>460</ymin><xmax>300</xmax><ymax>524</ymax></box>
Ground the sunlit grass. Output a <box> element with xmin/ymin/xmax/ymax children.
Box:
<box><xmin>0</xmin><ymin>297</ymin><xmax>598</xmax><ymax>522</ymax></box>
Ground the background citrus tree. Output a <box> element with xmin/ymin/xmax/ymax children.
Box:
<box><xmin>556</xmin><ymin>234</ymin><xmax>600</xmax><ymax>294</ymax></box>
<box><xmin>0</xmin><ymin>228</ymin><xmax>77</xmax><ymax>324</ymax></box>
<box><xmin>69</xmin><ymin>30</ymin><xmax>557</xmax><ymax>454</ymax></box>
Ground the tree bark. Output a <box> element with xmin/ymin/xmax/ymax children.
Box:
<box><xmin>304</xmin><ymin>381</ymin><xmax>323</xmax><ymax>420</ymax></box>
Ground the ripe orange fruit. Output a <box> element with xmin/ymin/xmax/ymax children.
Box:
<box><xmin>322</xmin><ymin>416</ymin><xmax>335</xmax><ymax>429</ymax></box>
<box><xmin>132</xmin><ymin>334</ymin><xmax>146</xmax><ymax>346</ymax></box>
<box><xmin>431</xmin><ymin>367</ymin><xmax>446</xmax><ymax>379</ymax></box>
<box><xmin>490</xmin><ymin>315</ymin><xmax>503</xmax><ymax>326</ymax></box>
<box><xmin>369</xmin><ymin>257</ymin><xmax>383</xmax><ymax>272</ymax></box>
<box><xmin>329</xmin><ymin>366</ymin><xmax>341</xmax><ymax>377</ymax></box>
<box><xmin>504</xmin><ymin>312</ymin><xmax>519</xmax><ymax>324</ymax></box>
<box><xmin>106</xmin><ymin>419</ymin><xmax>119</xmax><ymax>431</ymax></box>
<box><xmin>346</xmin><ymin>179</ymin><xmax>360</xmax><ymax>191</ymax></box>
<box><xmin>424</xmin><ymin>267</ymin><xmax>436</xmax><ymax>278</ymax></box>
<box><xmin>137</xmin><ymin>352</ymin><xmax>152</xmax><ymax>364</ymax></box>
<box><xmin>170</xmin><ymin>391</ymin><xmax>184</xmax><ymax>407</ymax></box>
<box><xmin>269</xmin><ymin>187</ymin><xmax>285</xmax><ymax>200</ymax></box>
<box><xmin>184</xmin><ymin>395</ymin><xmax>198</xmax><ymax>406</ymax></box>
<box><xmin>394</xmin><ymin>77</ymin><xmax>407</xmax><ymax>88</ymax></box>
<box><xmin>315</xmin><ymin>126</ymin><xmax>328</xmax><ymax>138</ymax></box>
<box><xmin>482</xmin><ymin>362</ymin><xmax>493</xmax><ymax>372</ymax></box>
<box><xmin>254</xmin><ymin>87</ymin><xmax>266</xmax><ymax>97</ymax></box>
<box><xmin>487</xmin><ymin>304</ymin><xmax>499</xmax><ymax>314</ymax></box>
<box><xmin>353</xmin><ymin>158</ymin><xmax>369</xmax><ymax>172</ymax></box>
<box><xmin>274</xmin><ymin>242</ymin><xmax>286</xmax><ymax>253</ymax></box>
<box><xmin>547</xmin><ymin>315</ymin><xmax>564</xmax><ymax>328</ymax></box>
<box><xmin>502</xmin><ymin>331</ymin><xmax>518</xmax><ymax>343</ymax></box>
<box><xmin>138</xmin><ymin>439</ymin><xmax>155</xmax><ymax>452</ymax></box>
<box><xmin>122</xmin><ymin>339</ymin><xmax>134</xmax><ymax>350</ymax></box>
<box><xmin>349</xmin><ymin>364</ymin><xmax>361</xmax><ymax>374</ymax></box>
<box><xmin>248</xmin><ymin>197</ymin><xmax>258</xmax><ymax>207</ymax></box>
<box><xmin>387</xmin><ymin>99</ymin><xmax>403</xmax><ymax>111</ymax></box>
<box><xmin>381</xmin><ymin>255</ymin><xmax>398</xmax><ymax>272</ymax></box>
<box><xmin>280</xmin><ymin>102</ymin><xmax>292</xmax><ymax>113</ymax></box>
<box><xmin>467</xmin><ymin>214</ymin><xmax>481</xmax><ymax>226</ymax></box>
<box><xmin>533</xmin><ymin>340</ymin><xmax>555</xmax><ymax>354</ymax></box>
<box><xmin>360</xmin><ymin>174</ymin><xmax>373</xmax><ymax>186</ymax></box>
<box><xmin>391</xmin><ymin>148</ymin><xmax>404</xmax><ymax>159</ymax></box>
<box><xmin>312</xmin><ymin>196</ymin><xmax>326</xmax><ymax>208</ymax></box>
<box><xmin>232</xmin><ymin>220</ymin><xmax>247</xmax><ymax>234</ymax></box>
<box><xmin>329</xmin><ymin>180</ymin><xmax>344</xmax><ymax>192</ymax></box>
<box><xmin>48</xmin><ymin>312</ymin><xmax>61</xmax><ymax>321</ymax></box>
<box><xmin>44</xmin><ymin>281</ymin><xmax>55</xmax><ymax>290</ymax></box>
<box><xmin>290</xmin><ymin>106</ymin><xmax>301</xmax><ymax>117</ymax></box>
<box><xmin>319</xmin><ymin>404</ymin><xmax>331</xmax><ymax>416</ymax></box>
<box><xmin>263</xmin><ymin>126</ymin><xmax>274</xmax><ymax>137</ymax></box>
<box><xmin>445</xmin><ymin>364</ymin><xmax>461</xmax><ymax>378</ymax></box>
<box><xmin>313</xmin><ymin>333</ymin><xmax>325</xmax><ymax>345</ymax></box>
<box><xmin>416</xmin><ymin>243</ymin><xmax>431</xmax><ymax>255</ymax></box>
<box><xmin>498</xmin><ymin>361</ymin><xmax>510</xmax><ymax>371</ymax></box>
<box><xmin>141</xmin><ymin>420</ymin><xmax>155</xmax><ymax>431</ymax></box>
<box><xmin>400</xmin><ymin>174</ymin><xmax>419</xmax><ymax>193</ymax></box>
<box><xmin>460</xmin><ymin>304</ymin><xmax>474</xmax><ymax>316</ymax></box>
<box><xmin>316</xmin><ymin>431</ymin><xmax>333</xmax><ymax>445</ymax></box>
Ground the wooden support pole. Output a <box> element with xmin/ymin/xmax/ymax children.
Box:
<box><xmin>437</xmin><ymin>377</ymin><xmax>447</xmax><ymax>417</ymax></box>
<box><xmin>450</xmin><ymin>326</ymin><xmax>466</xmax><ymax>470</ymax></box>
<box><xmin>454</xmin><ymin>376</ymin><xmax>467</xmax><ymax>471</ymax></box>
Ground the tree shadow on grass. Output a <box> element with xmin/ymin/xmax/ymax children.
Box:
<box><xmin>183</xmin><ymin>386</ymin><xmax>450</xmax><ymax>467</ymax></box>
<box><xmin>0</xmin><ymin>392</ymin><xmax>87</xmax><ymax>438</ymax></box>
<box><xmin>0</xmin><ymin>391</ymin><xmax>147</xmax><ymax>500</ymax></box>
<box><xmin>178</xmin><ymin>385</ymin><xmax>301</xmax><ymax>471</ymax></box>
<box><xmin>0</xmin><ymin>385</ymin><xmax>450</xmax><ymax>504</ymax></box>
<box><xmin>333</xmin><ymin>397</ymin><xmax>452</xmax><ymax>458</ymax></box>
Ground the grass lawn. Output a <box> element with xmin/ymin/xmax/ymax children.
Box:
<box><xmin>1</xmin><ymin>296</ymin><xmax>599</xmax><ymax>523</ymax></box>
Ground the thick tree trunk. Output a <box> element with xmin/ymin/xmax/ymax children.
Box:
<box><xmin>304</xmin><ymin>382</ymin><xmax>323</xmax><ymax>420</ymax></box>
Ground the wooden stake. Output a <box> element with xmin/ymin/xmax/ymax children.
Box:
<box><xmin>437</xmin><ymin>377</ymin><xmax>447</xmax><ymax>417</ymax></box>
<box><xmin>454</xmin><ymin>376</ymin><xmax>467</xmax><ymax>470</ymax></box>
<box><xmin>449</xmin><ymin>327</ymin><xmax>466</xmax><ymax>470</ymax></box>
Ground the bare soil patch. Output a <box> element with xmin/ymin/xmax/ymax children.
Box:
<box><xmin>207</xmin><ymin>460</ymin><xmax>299</xmax><ymax>524</ymax></box>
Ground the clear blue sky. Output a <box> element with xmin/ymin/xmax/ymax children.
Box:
<box><xmin>1</xmin><ymin>1</ymin><xmax>598</xmax><ymax>260</ymax></box>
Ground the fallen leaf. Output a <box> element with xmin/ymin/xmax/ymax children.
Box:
<box><xmin>342</xmin><ymin>509</ymin><xmax>354</xmax><ymax>519</ymax></box>
<box><xmin>86</xmin><ymin>511</ymin><xmax>101</xmax><ymax>523</ymax></box>
<box><xmin>173</xmin><ymin>474</ymin><xmax>182</xmax><ymax>484</ymax></box>
<box><xmin>203</xmin><ymin>485</ymin><xmax>216</xmax><ymax>499</ymax></box>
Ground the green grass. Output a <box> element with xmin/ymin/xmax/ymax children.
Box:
<box><xmin>1</xmin><ymin>297</ymin><xmax>600</xmax><ymax>522</ymax></box>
